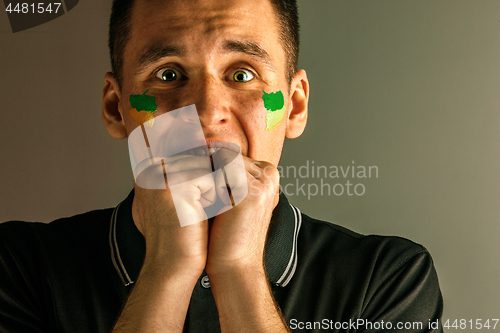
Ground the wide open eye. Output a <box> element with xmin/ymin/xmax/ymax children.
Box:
<box><xmin>156</xmin><ymin>68</ymin><xmax>183</xmax><ymax>82</ymax></box>
<box><xmin>230</xmin><ymin>69</ymin><xmax>255</xmax><ymax>83</ymax></box>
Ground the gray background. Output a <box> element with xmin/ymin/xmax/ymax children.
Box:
<box><xmin>1</xmin><ymin>0</ymin><xmax>499</xmax><ymax>326</ymax></box>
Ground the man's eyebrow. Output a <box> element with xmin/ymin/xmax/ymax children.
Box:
<box><xmin>223</xmin><ymin>40</ymin><xmax>276</xmax><ymax>72</ymax></box>
<box><xmin>135</xmin><ymin>45</ymin><xmax>185</xmax><ymax>74</ymax></box>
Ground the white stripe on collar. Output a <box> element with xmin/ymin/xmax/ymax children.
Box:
<box><xmin>275</xmin><ymin>204</ymin><xmax>302</xmax><ymax>287</ymax></box>
<box><xmin>109</xmin><ymin>203</ymin><xmax>134</xmax><ymax>286</ymax></box>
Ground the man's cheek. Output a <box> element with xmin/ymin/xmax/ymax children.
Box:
<box><xmin>231</xmin><ymin>92</ymin><xmax>270</xmax><ymax>129</ymax></box>
<box><xmin>151</xmin><ymin>92</ymin><xmax>183</xmax><ymax>114</ymax></box>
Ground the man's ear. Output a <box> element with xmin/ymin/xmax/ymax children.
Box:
<box><xmin>286</xmin><ymin>69</ymin><xmax>309</xmax><ymax>139</ymax></box>
<box><xmin>102</xmin><ymin>72</ymin><xmax>127</xmax><ymax>139</ymax></box>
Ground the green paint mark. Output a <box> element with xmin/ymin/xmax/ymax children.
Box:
<box><xmin>129</xmin><ymin>89</ymin><xmax>157</xmax><ymax>113</ymax></box>
<box><xmin>262</xmin><ymin>90</ymin><xmax>284</xmax><ymax>112</ymax></box>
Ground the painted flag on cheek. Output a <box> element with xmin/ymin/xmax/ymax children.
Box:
<box><xmin>262</xmin><ymin>90</ymin><xmax>286</xmax><ymax>131</ymax></box>
<box><xmin>129</xmin><ymin>90</ymin><xmax>157</xmax><ymax>127</ymax></box>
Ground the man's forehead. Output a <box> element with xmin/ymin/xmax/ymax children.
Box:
<box><xmin>131</xmin><ymin>0</ymin><xmax>276</xmax><ymax>33</ymax></box>
<box><xmin>129</xmin><ymin>0</ymin><xmax>279</xmax><ymax>50</ymax></box>
<box><xmin>133</xmin><ymin>0</ymin><xmax>268</xmax><ymax>15</ymax></box>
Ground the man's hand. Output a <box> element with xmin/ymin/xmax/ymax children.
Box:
<box><xmin>134</xmin><ymin>154</ymin><xmax>216</xmax><ymax>277</ymax></box>
<box><xmin>113</xmin><ymin>154</ymin><xmax>215</xmax><ymax>332</ymax></box>
<box><xmin>206</xmin><ymin>154</ymin><xmax>279</xmax><ymax>272</ymax></box>
<box><xmin>205</xmin><ymin>152</ymin><xmax>290</xmax><ymax>332</ymax></box>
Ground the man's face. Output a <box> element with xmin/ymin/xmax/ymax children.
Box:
<box><xmin>117</xmin><ymin>0</ymin><xmax>293</xmax><ymax>165</ymax></box>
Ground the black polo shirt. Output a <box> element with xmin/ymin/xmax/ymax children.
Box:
<box><xmin>0</xmin><ymin>190</ymin><xmax>443</xmax><ymax>332</ymax></box>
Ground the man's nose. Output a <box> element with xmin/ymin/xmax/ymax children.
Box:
<box><xmin>194</xmin><ymin>76</ymin><xmax>231</xmax><ymax>127</ymax></box>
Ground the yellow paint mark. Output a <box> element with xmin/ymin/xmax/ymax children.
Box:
<box><xmin>265</xmin><ymin>105</ymin><xmax>286</xmax><ymax>131</ymax></box>
<box><xmin>129</xmin><ymin>109</ymin><xmax>155</xmax><ymax>128</ymax></box>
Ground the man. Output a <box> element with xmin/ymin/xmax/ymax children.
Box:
<box><xmin>0</xmin><ymin>0</ymin><xmax>443</xmax><ymax>332</ymax></box>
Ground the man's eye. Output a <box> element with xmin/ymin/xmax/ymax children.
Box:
<box><xmin>156</xmin><ymin>68</ymin><xmax>182</xmax><ymax>82</ymax></box>
<box><xmin>231</xmin><ymin>69</ymin><xmax>255</xmax><ymax>83</ymax></box>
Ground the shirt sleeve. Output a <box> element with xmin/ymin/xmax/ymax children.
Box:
<box><xmin>359</xmin><ymin>249</ymin><xmax>444</xmax><ymax>332</ymax></box>
<box><xmin>0</xmin><ymin>221</ymin><xmax>51</xmax><ymax>332</ymax></box>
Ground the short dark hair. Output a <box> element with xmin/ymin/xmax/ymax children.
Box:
<box><xmin>108</xmin><ymin>0</ymin><xmax>299</xmax><ymax>89</ymax></box>
<box><xmin>269</xmin><ymin>0</ymin><xmax>300</xmax><ymax>86</ymax></box>
<box><xmin>108</xmin><ymin>0</ymin><xmax>134</xmax><ymax>89</ymax></box>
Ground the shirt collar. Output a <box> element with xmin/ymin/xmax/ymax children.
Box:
<box><xmin>109</xmin><ymin>189</ymin><xmax>302</xmax><ymax>288</ymax></box>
